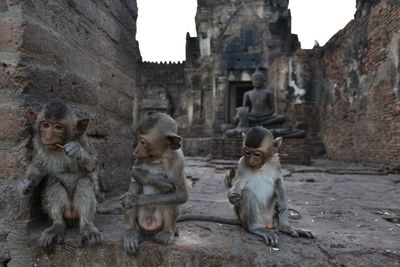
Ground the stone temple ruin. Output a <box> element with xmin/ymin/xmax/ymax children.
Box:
<box><xmin>0</xmin><ymin>0</ymin><xmax>400</xmax><ymax>266</ymax></box>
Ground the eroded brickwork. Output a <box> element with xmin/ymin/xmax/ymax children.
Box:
<box><xmin>0</xmin><ymin>0</ymin><xmax>140</xmax><ymax>204</ymax></box>
<box><xmin>318</xmin><ymin>0</ymin><xmax>400</xmax><ymax>170</ymax></box>
<box><xmin>211</xmin><ymin>137</ymin><xmax>313</xmax><ymax>165</ymax></box>
<box><xmin>135</xmin><ymin>61</ymin><xmax>187</xmax><ymax>132</ymax></box>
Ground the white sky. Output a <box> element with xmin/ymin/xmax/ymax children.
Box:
<box><xmin>136</xmin><ymin>0</ymin><xmax>356</xmax><ymax>62</ymax></box>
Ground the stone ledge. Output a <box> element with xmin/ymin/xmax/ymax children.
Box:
<box><xmin>3</xmin><ymin>158</ymin><xmax>400</xmax><ymax>266</ymax></box>
<box><xmin>5</xmin><ymin>212</ymin><xmax>399</xmax><ymax>267</ymax></box>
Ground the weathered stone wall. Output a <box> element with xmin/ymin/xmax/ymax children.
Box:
<box><xmin>316</xmin><ymin>0</ymin><xmax>400</xmax><ymax>171</ymax></box>
<box><xmin>0</xmin><ymin>0</ymin><xmax>140</xmax><ymax>217</ymax></box>
<box><xmin>265</xmin><ymin>50</ymin><xmax>326</xmax><ymax>163</ymax></box>
<box><xmin>185</xmin><ymin>0</ymin><xmax>300</xmax><ymax>135</ymax></box>
<box><xmin>135</xmin><ymin>61</ymin><xmax>190</xmax><ymax>132</ymax></box>
<box><xmin>1</xmin><ymin>1</ymin><xmax>139</xmax><ymax>261</ymax></box>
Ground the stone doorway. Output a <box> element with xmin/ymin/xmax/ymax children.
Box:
<box><xmin>226</xmin><ymin>82</ymin><xmax>253</xmax><ymax>123</ymax></box>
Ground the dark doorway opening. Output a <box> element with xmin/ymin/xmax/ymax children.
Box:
<box><xmin>226</xmin><ymin>82</ymin><xmax>253</xmax><ymax>123</ymax></box>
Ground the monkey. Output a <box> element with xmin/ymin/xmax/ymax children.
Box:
<box><xmin>226</xmin><ymin>126</ymin><xmax>314</xmax><ymax>247</ymax></box>
<box><xmin>17</xmin><ymin>99</ymin><xmax>102</xmax><ymax>251</ymax></box>
<box><xmin>120</xmin><ymin>112</ymin><xmax>189</xmax><ymax>255</ymax></box>
<box><xmin>224</xmin><ymin>168</ymin><xmax>236</xmax><ymax>188</ymax></box>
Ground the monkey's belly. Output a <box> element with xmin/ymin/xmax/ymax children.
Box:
<box><xmin>137</xmin><ymin>206</ymin><xmax>163</xmax><ymax>231</ymax></box>
<box><xmin>51</xmin><ymin>173</ymin><xmax>80</xmax><ymax>194</ymax></box>
<box><xmin>245</xmin><ymin>176</ymin><xmax>276</xmax><ymax>228</ymax></box>
<box><xmin>64</xmin><ymin>208</ymin><xmax>79</xmax><ymax>220</ymax></box>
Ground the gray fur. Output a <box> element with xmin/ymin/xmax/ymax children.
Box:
<box><xmin>228</xmin><ymin>133</ymin><xmax>314</xmax><ymax>247</ymax></box>
<box><xmin>121</xmin><ymin>114</ymin><xmax>189</xmax><ymax>255</ymax></box>
<box><xmin>18</xmin><ymin>101</ymin><xmax>101</xmax><ymax>251</ymax></box>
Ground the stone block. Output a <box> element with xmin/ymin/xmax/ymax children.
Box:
<box><xmin>83</xmin><ymin>109</ymin><xmax>133</xmax><ymax>140</ymax></box>
<box><xmin>99</xmin><ymin>63</ymin><xmax>136</xmax><ymax>98</ymax></box>
<box><xmin>65</xmin><ymin>0</ymin><xmax>97</xmax><ymax>23</ymax></box>
<box><xmin>0</xmin><ymin>17</ymin><xmax>23</xmax><ymax>52</ymax></box>
<box><xmin>0</xmin><ymin>2</ymin><xmax>7</xmax><ymax>13</ymax></box>
<box><xmin>92</xmin><ymin>140</ymin><xmax>133</xmax><ymax>194</ymax></box>
<box><xmin>0</xmin><ymin>103</ymin><xmax>28</xmax><ymax>141</ymax></box>
<box><xmin>0</xmin><ymin>52</ymin><xmax>32</xmax><ymax>93</ymax></box>
<box><xmin>22</xmin><ymin>63</ymin><xmax>100</xmax><ymax>107</ymax></box>
<box><xmin>182</xmin><ymin>138</ymin><xmax>212</xmax><ymax>157</ymax></box>
<box><xmin>22</xmin><ymin>0</ymin><xmax>139</xmax><ymax>67</ymax></box>
<box><xmin>21</xmin><ymin>21</ymin><xmax>100</xmax><ymax>78</ymax></box>
<box><xmin>0</xmin><ymin>141</ymin><xmax>30</xmax><ymax>180</ymax></box>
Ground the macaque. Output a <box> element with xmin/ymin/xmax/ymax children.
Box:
<box><xmin>17</xmin><ymin>100</ymin><xmax>102</xmax><ymax>250</ymax></box>
<box><xmin>227</xmin><ymin>126</ymin><xmax>314</xmax><ymax>247</ymax></box>
<box><xmin>121</xmin><ymin>113</ymin><xmax>189</xmax><ymax>254</ymax></box>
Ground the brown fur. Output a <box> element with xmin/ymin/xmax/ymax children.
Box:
<box><xmin>121</xmin><ymin>113</ymin><xmax>189</xmax><ymax>254</ymax></box>
<box><xmin>18</xmin><ymin>100</ymin><xmax>102</xmax><ymax>251</ymax></box>
<box><xmin>227</xmin><ymin>127</ymin><xmax>314</xmax><ymax>247</ymax></box>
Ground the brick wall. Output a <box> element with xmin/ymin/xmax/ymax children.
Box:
<box><xmin>318</xmin><ymin>0</ymin><xmax>400</xmax><ymax>171</ymax></box>
<box><xmin>210</xmin><ymin>137</ymin><xmax>313</xmax><ymax>165</ymax></box>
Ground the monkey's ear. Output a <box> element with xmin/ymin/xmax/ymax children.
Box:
<box><xmin>273</xmin><ymin>137</ymin><xmax>282</xmax><ymax>151</ymax></box>
<box><xmin>76</xmin><ymin>118</ymin><xmax>90</xmax><ymax>136</ymax></box>
<box><xmin>26</xmin><ymin>103</ymin><xmax>42</xmax><ymax>122</ymax></box>
<box><xmin>167</xmin><ymin>134</ymin><xmax>182</xmax><ymax>150</ymax></box>
<box><xmin>27</xmin><ymin>109</ymin><xmax>38</xmax><ymax>122</ymax></box>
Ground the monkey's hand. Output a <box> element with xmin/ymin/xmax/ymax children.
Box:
<box><xmin>153</xmin><ymin>173</ymin><xmax>175</xmax><ymax>192</ymax></box>
<box><xmin>132</xmin><ymin>167</ymin><xmax>174</xmax><ymax>191</ymax></box>
<box><xmin>279</xmin><ymin>224</ymin><xmax>315</xmax><ymax>239</ymax></box>
<box><xmin>17</xmin><ymin>178</ymin><xmax>34</xmax><ymax>195</ymax></box>
<box><xmin>64</xmin><ymin>142</ymin><xmax>83</xmax><ymax>158</ymax></box>
<box><xmin>121</xmin><ymin>193</ymin><xmax>141</xmax><ymax>209</ymax></box>
<box><xmin>228</xmin><ymin>191</ymin><xmax>242</xmax><ymax>205</ymax></box>
<box><xmin>124</xmin><ymin>229</ymin><xmax>141</xmax><ymax>255</ymax></box>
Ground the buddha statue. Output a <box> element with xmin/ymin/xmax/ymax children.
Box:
<box><xmin>224</xmin><ymin>68</ymin><xmax>305</xmax><ymax>138</ymax></box>
<box><xmin>241</xmin><ymin>68</ymin><xmax>286</xmax><ymax>127</ymax></box>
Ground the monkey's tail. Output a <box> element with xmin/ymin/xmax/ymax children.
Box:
<box><xmin>177</xmin><ymin>214</ymin><xmax>241</xmax><ymax>226</ymax></box>
<box><xmin>224</xmin><ymin>168</ymin><xmax>236</xmax><ymax>188</ymax></box>
<box><xmin>97</xmin><ymin>200</ymin><xmax>122</xmax><ymax>214</ymax></box>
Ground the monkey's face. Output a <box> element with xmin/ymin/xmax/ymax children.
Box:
<box><xmin>243</xmin><ymin>147</ymin><xmax>270</xmax><ymax>169</ymax></box>
<box><xmin>135</xmin><ymin>134</ymin><xmax>168</xmax><ymax>161</ymax></box>
<box><xmin>39</xmin><ymin>120</ymin><xmax>68</xmax><ymax>151</ymax></box>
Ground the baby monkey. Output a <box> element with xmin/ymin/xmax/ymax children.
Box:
<box><xmin>17</xmin><ymin>100</ymin><xmax>101</xmax><ymax>251</ymax></box>
<box><xmin>121</xmin><ymin>113</ymin><xmax>189</xmax><ymax>254</ymax></box>
<box><xmin>227</xmin><ymin>126</ymin><xmax>314</xmax><ymax>247</ymax></box>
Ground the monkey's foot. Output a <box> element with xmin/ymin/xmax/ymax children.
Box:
<box><xmin>248</xmin><ymin>227</ymin><xmax>280</xmax><ymax>248</ymax></box>
<box><xmin>81</xmin><ymin>225</ymin><xmax>103</xmax><ymax>246</ymax></box>
<box><xmin>295</xmin><ymin>228</ymin><xmax>315</xmax><ymax>239</ymax></box>
<box><xmin>124</xmin><ymin>229</ymin><xmax>141</xmax><ymax>255</ymax></box>
<box><xmin>39</xmin><ymin>224</ymin><xmax>65</xmax><ymax>252</ymax></box>
<box><xmin>17</xmin><ymin>178</ymin><xmax>34</xmax><ymax>195</ymax></box>
<box><xmin>261</xmin><ymin>231</ymin><xmax>280</xmax><ymax>248</ymax></box>
<box><xmin>279</xmin><ymin>225</ymin><xmax>315</xmax><ymax>239</ymax></box>
<box><xmin>154</xmin><ymin>230</ymin><xmax>175</xmax><ymax>245</ymax></box>
<box><xmin>227</xmin><ymin>192</ymin><xmax>242</xmax><ymax>205</ymax></box>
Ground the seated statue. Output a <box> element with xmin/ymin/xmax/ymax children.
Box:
<box><xmin>224</xmin><ymin>68</ymin><xmax>305</xmax><ymax>139</ymax></box>
<box><xmin>241</xmin><ymin>68</ymin><xmax>286</xmax><ymax>128</ymax></box>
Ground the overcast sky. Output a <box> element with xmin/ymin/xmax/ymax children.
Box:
<box><xmin>136</xmin><ymin>0</ymin><xmax>356</xmax><ymax>62</ymax></box>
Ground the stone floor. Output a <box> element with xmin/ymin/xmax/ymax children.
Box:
<box><xmin>3</xmin><ymin>157</ymin><xmax>400</xmax><ymax>266</ymax></box>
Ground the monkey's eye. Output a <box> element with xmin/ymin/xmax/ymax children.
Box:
<box><xmin>54</xmin><ymin>124</ymin><xmax>64</xmax><ymax>131</ymax></box>
<box><xmin>243</xmin><ymin>150</ymin><xmax>251</xmax><ymax>156</ymax></box>
<box><xmin>139</xmin><ymin>138</ymin><xmax>147</xmax><ymax>146</ymax></box>
<box><xmin>41</xmin><ymin>122</ymin><xmax>50</xmax><ymax>129</ymax></box>
<box><xmin>253</xmin><ymin>152</ymin><xmax>263</xmax><ymax>157</ymax></box>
